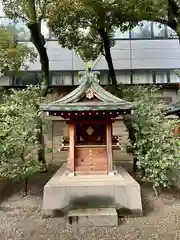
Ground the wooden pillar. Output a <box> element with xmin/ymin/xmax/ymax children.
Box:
<box><xmin>106</xmin><ymin>122</ymin><xmax>113</xmax><ymax>173</ymax></box>
<box><xmin>68</xmin><ymin>123</ymin><xmax>76</xmax><ymax>174</ymax></box>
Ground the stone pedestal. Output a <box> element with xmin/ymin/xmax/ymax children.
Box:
<box><xmin>42</xmin><ymin>163</ymin><xmax>142</xmax><ymax>219</ymax></box>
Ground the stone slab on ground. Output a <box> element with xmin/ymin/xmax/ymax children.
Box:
<box><xmin>42</xmin><ymin>163</ymin><xmax>142</xmax><ymax>217</ymax></box>
<box><xmin>67</xmin><ymin>208</ymin><xmax>118</xmax><ymax>227</ymax></box>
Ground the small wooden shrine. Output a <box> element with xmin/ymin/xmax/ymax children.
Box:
<box><xmin>41</xmin><ymin>69</ymin><xmax>133</xmax><ymax>176</ymax></box>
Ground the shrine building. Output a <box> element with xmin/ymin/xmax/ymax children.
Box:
<box><xmin>41</xmin><ymin>68</ymin><xmax>133</xmax><ymax>176</ymax></box>
<box><xmin>41</xmin><ymin>69</ymin><xmax>142</xmax><ymax>220</ymax></box>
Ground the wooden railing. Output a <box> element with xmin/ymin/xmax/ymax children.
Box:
<box><xmin>58</xmin><ymin>135</ymin><xmax>125</xmax><ymax>151</ymax></box>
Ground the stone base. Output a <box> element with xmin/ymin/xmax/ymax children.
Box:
<box><xmin>42</xmin><ymin>163</ymin><xmax>142</xmax><ymax>218</ymax></box>
<box><xmin>67</xmin><ymin>208</ymin><xmax>118</xmax><ymax>227</ymax></box>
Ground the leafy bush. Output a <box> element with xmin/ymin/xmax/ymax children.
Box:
<box><xmin>0</xmin><ymin>86</ymin><xmax>45</xmax><ymax>193</ymax></box>
<box><xmin>123</xmin><ymin>86</ymin><xmax>180</xmax><ymax>195</ymax></box>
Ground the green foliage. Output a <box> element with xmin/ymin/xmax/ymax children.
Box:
<box><xmin>2</xmin><ymin>1</ymin><xmax>52</xmax><ymax>166</ymax></box>
<box><xmin>48</xmin><ymin>0</ymin><xmax>162</xmax><ymax>62</ymax></box>
<box><xmin>2</xmin><ymin>0</ymin><xmax>52</xmax><ymax>96</ymax></box>
<box><xmin>2</xmin><ymin>0</ymin><xmax>52</xmax><ymax>22</ymax></box>
<box><xmin>48</xmin><ymin>0</ymin><xmax>163</xmax><ymax>89</ymax></box>
<box><xmin>124</xmin><ymin>86</ymin><xmax>180</xmax><ymax>195</ymax></box>
<box><xmin>154</xmin><ymin>0</ymin><xmax>180</xmax><ymax>37</ymax></box>
<box><xmin>48</xmin><ymin>0</ymin><xmax>135</xmax><ymax>62</ymax></box>
<box><xmin>0</xmin><ymin>28</ymin><xmax>36</xmax><ymax>75</ymax></box>
<box><xmin>0</xmin><ymin>86</ymin><xmax>45</xmax><ymax>181</ymax></box>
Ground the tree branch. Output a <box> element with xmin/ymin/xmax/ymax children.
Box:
<box><xmin>38</xmin><ymin>0</ymin><xmax>52</xmax><ymax>21</ymax></box>
<box><xmin>168</xmin><ymin>0</ymin><xmax>180</xmax><ymax>17</ymax></box>
<box><xmin>14</xmin><ymin>13</ymin><xmax>29</xmax><ymax>23</ymax></box>
<box><xmin>28</xmin><ymin>0</ymin><xmax>37</xmax><ymax>23</ymax></box>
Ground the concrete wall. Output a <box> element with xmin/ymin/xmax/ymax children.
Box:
<box><xmin>21</xmin><ymin>39</ymin><xmax>180</xmax><ymax>72</ymax></box>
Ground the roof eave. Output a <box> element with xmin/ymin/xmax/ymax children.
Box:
<box><xmin>40</xmin><ymin>104</ymin><xmax>133</xmax><ymax>112</ymax></box>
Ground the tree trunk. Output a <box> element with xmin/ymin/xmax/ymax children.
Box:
<box><xmin>167</xmin><ymin>0</ymin><xmax>180</xmax><ymax>42</ymax></box>
<box><xmin>24</xmin><ymin>177</ymin><xmax>28</xmax><ymax>197</ymax></box>
<box><xmin>104</xmin><ymin>45</ymin><xmax>117</xmax><ymax>90</ymax></box>
<box><xmin>28</xmin><ymin>22</ymin><xmax>49</xmax><ymax>96</ymax></box>
<box><xmin>36</xmin><ymin>117</ymin><xmax>47</xmax><ymax>170</ymax></box>
<box><xmin>98</xmin><ymin>28</ymin><xmax>117</xmax><ymax>89</ymax></box>
<box><xmin>28</xmin><ymin>22</ymin><xmax>49</xmax><ymax>167</ymax></box>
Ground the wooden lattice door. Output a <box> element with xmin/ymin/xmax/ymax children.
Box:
<box><xmin>75</xmin><ymin>123</ymin><xmax>108</xmax><ymax>173</ymax></box>
<box><xmin>76</xmin><ymin>124</ymin><xmax>105</xmax><ymax>144</ymax></box>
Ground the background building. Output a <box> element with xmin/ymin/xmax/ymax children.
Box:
<box><xmin>0</xmin><ymin>16</ymin><xmax>179</xmax><ymax>99</ymax></box>
<box><xmin>0</xmin><ymin>4</ymin><xmax>180</xmax><ymax>99</ymax></box>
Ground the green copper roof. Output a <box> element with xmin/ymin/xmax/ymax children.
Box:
<box><xmin>41</xmin><ymin>69</ymin><xmax>133</xmax><ymax>112</ymax></box>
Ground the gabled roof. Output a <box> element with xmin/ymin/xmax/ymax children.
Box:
<box><xmin>41</xmin><ymin>69</ymin><xmax>133</xmax><ymax>112</ymax></box>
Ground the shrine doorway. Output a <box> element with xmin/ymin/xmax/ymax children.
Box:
<box><xmin>74</xmin><ymin>122</ymin><xmax>108</xmax><ymax>173</ymax></box>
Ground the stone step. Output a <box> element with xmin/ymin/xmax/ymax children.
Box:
<box><xmin>75</xmin><ymin>163</ymin><xmax>95</xmax><ymax>167</ymax></box>
<box><xmin>75</xmin><ymin>166</ymin><xmax>108</xmax><ymax>172</ymax></box>
<box><xmin>75</xmin><ymin>163</ymin><xmax>108</xmax><ymax>167</ymax></box>
<box><xmin>67</xmin><ymin>208</ymin><xmax>118</xmax><ymax>227</ymax></box>
<box><xmin>75</xmin><ymin>171</ymin><xmax>108</xmax><ymax>175</ymax></box>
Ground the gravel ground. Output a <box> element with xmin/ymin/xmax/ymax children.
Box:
<box><xmin>1</xmin><ymin>169</ymin><xmax>180</xmax><ymax>240</ymax></box>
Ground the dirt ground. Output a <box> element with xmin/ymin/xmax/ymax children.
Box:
<box><xmin>1</xmin><ymin>166</ymin><xmax>180</xmax><ymax>240</ymax></box>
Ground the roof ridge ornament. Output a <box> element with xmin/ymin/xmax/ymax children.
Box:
<box><xmin>86</xmin><ymin>88</ymin><xmax>94</xmax><ymax>99</ymax></box>
<box><xmin>78</xmin><ymin>63</ymin><xmax>100</xmax><ymax>84</ymax></box>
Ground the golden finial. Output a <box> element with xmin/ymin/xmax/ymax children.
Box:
<box><xmin>87</xmin><ymin>62</ymin><xmax>92</xmax><ymax>71</ymax></box>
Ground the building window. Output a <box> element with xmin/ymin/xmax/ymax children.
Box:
<box><xmin>116</xmin><ymin>71</ymin><xmax>131</xmax><ymax>84</ymax></box>
<box><xmin>13</xmin><ymin>72</ymin><xmax>39</xmax><ymax>86</ymax></box>
<box><xmin>130</xmin><ymin>21</ymin><xmax>152</xmax><ymax>39</ymax></box>
<box><xmin>0</xmin><ymin>2</ymin><xmax>5</xmax><ymax>16</ymax></box>
<box><xmin>50</xmin><ymin>30</ymin><xmax>57</xmax><ymax>40</ymax></box>
<box><xmin>0</xmin><ymin>17</ymin><xmax>15</xmax><ymax>32</ymax></box>
<box><xmin>14</xmin><ymin>19</ymin><xmax>31</xmax><ymax>41</ymax></box>
<box><xmin>73</xmin><ymin>72</ymin><xmax>81</xmax><ymax>85</ymax></box>
<box><xmin>51</xmin><ymin>34</ymin><xmax>57</xmax><ymax>40</ymax></box>
<box><xmin>169</xmin><ymin>70</ymin><xmax>180</xmax><ymax>83</ymax></box>
<box><xmin>152</xmin><ymin>22</ymin><xmax>166</xmax><ymax>38</ymax></box>
<box><xmin>154</xmin><ymin>70</ymin><xmax>168</xmax><ymax>83</ymax></box>
<box><xmin>51</xmin><ymin>72</ymin><xmax>72</xmax><ymax>85</ymax></box>
<box><xmin>0</xmin><ymin>76</ymin><xmax>11</xmax><ymax>86</ymax></box>
<box><xmin>0</xmin><ymin>17</ymin><xmax>14</xmax><ymax>27</ymax></box>
<box><xmin>114</xmin><ymin>28</ymin><xmax>129</xmax><ymax>39</ymax></box>
<box><xmin>167</xmin><ymin>26</ymin><xmax>178</xmax><ymax>38</ymax></box>
<box><xmin>41</xmin><ymin>20</ymin><xmax>50</xmax><ymax>39</ymax></box>
<box><xmin>0</xmin><ymin>17</ymin><xmax>50</xmax><ymax>41</ymax></box>
<box><xmin>100</xmin><ymin>72</ymin><xmax>109</xmax><ymax>85</ymax></box>
<box><xmin>133</xmin><ymin>70</ymin><xmax>153</xmax><ymax>84</ymax></box>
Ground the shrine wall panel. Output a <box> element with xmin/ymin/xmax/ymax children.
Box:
<box><xmin>44</xmin><ymin>120</ymin><xmax>68</xmax><ymax>165</ymax></box>
<box><xmin>75</xmin><ymin>147</ymin><xmax>108</xmax><ymax>172</ymax></box>
<box><xmin>112</xmin><ymin>119</ymin><xmax>133</xmax><ymax>169</ymax></box>
<box><xmin>44</xmin><ymin>118</ymin><xmax>133</xmax><ymax>170</ymax></box>
<box><xmin>113</xmin><ymin>119</ymin><xmax>129</xmax><ymax>145</ymax></box>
